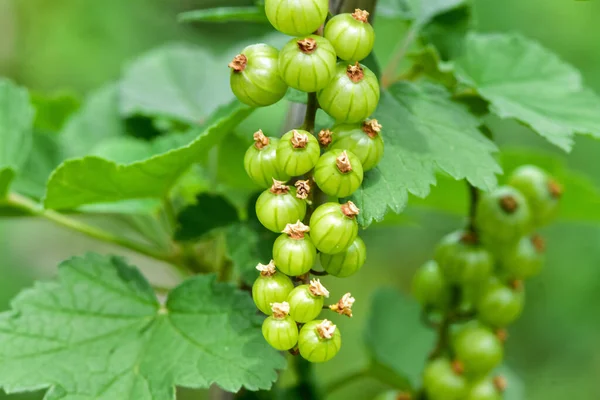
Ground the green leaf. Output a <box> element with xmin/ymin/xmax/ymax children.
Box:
<box><xmin>30</xmin><ymin>91</ymin><xmax>80</xmax><ymax>133</ymax></box>
<box><xmin>178</xmin><ymin>7</ymin><xmax>269</xmax><ymax>23</ymax></box>
<box><xmin>364</xmin><ymin>288</ymin><xmax>435</xmax><ymax>388</ymax></box>
<box><xmin>420</xmin><ymin>4</ymin><xmax>472</xmax><ymax>60</ymax></box>
<box><xmin>454</xmin><ymin>33</ymin><xmax>600</xmax><ymax>151</ymax></box>
<box><xmin>0</xmin><ymin>253</ymin><xmax>285</xmax><ymax>398</ymax></box>
<box><xmin>0</xmin><ymin>79</ymin><xmax>35</xmax><ymax>196</ymax></box>
<box><xmin>120</xmin><ymin>44</ymin><xmax>239</xmax><ymax>124</ymax></box>
<box><xmin>43</xmin><ymin>100</ymin><xmax>253</xmax><ymax>210</ymax></box>
<box><xmin>377</xmin><ymin>0</ymin><xmax>467</xmax><ymax>25</ymax></box>
<box><xmin>175</xmin><ymin>194</ymin><xmax>240</xmax><ymax>241</ymax></box>
<box><xmin>349</xmin><ymin>82</ymin><xmax>500</xmax><ymax>227</ymax></box>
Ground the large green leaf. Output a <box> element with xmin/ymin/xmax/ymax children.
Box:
<box><xmin>175</xmin><ymin>194</ymin><xmax>240</xmax><ymax>241</ymax></box>
<box><xmin>454</xmin><ymin>33</ymin><xmax>600</xmax><ymax>151</ymax></box>
<box><xmin>0</xmin><ymin>253</ymin><xmax>284</xmax><ymax>398</ymax></box>
<box><xmin>43</xmin><ymin>100</ymin><xmax>252</xmax><ymax>210</ymax></box>
<box><xmin>30</xmin><ymin>91</ymin><xmax>80</xmax><ymax>133</ymax></box>
<box><xmin>349</xmin><ymin>82</ymin><xmax>500</xmax><ymax>227</ymax></box>
<box><xmin>0</xmin><ymin>79</ymin><xmax>35</xmax><ymax>196</ymax></box>
<box><xmin>178</xmin><ymin>7</ymin><xmax>269</xmax><ymax>24</ymax></box>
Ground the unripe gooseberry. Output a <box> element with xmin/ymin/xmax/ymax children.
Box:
<box><xmin>287</xmin><ymin>279</ymin><xmax>329</xmax><ymax>323</ymax></box>
<box><xmin>264</xmin><ymin>0</ymin><xmax>329</xmax><ymax>37</ymax></box>
<box><xmin>279</xmin><ymin>36</ymin><xmax>337</xmax><ymax>92</ymax></box>
<box><xmin>476</xmin><ymin>279</ymin><xmax>525</xmax><ymax>328</ymax></box>
<box><xmin>423</xmin><ymin>358</ymin><xmax>468</xmax><ymax>400</ymax></box>
<box><xmin>273</xmin><ymin>221</ymin><xmax>317</xmax><ymax>276</ymax></box>
<box><xmin>252</xmin><ymin>261</ymin><xmax>295</xmax><ymax>314</ymax></box>
<box><xmin>298</xmin><ymin>319</ymin><xmax>342</xmax><ymax>363</ymax></box>
<box><xmin>255</xmin><ymin>179</ymin><xmax>307</xmax><ymax>232</ymax></box>
<box><xmin>276</xmin><ymin>129</ymin><xmax>321</xmax><ymax>176</ymax></box>
<box><xmin>320</xmin><ymin>236</ymin><xmax>366</xmax><ymax>277</ymax></box>
<box><xmin>452</xmin><ymin>324</ymin><xmax>504</xmax><ymax>377</ymax></box>
<box><xmin>309</xmin><ymin>201</ymin><xmax>359</xmax><ymax>254</ymax></box>
<box><xmin>412</xmin><ymin>260</ymin><xmax>451</xmax><ymax>311</ymax></box>
<box><xmin>313</xmin><ymin>149</ymin><xmax>364</xmax><ymax>198</ymax></box>
<box><xmin>262</xmin><ymin>302</ymin><xmax>299</xmax><ymax>351</ymax></box>
<box><xmin>329</xmin><ymin>119</ymin><xmax>384</xmax><ymax>171</ymax></box>
<box><xmin>244</xmin><ymin>130</ymin><xmax>290</xmax><ymax>187</ymax></box>
<box><xmin>499</xmin><ymin>234</ymin><xmax>545</xmax><ymax>279</ymax></box>
<box><xmin>324</xmin><ymin>9</ymin><xmax>375</xmax><ymax>61</ymax></box>
<box><xmin>434</xmin><ymin>230</ymin><xmax>493</xmax><ymax>285</ymax></box>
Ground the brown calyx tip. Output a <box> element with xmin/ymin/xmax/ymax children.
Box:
<box><xmin>495</xmin><ymin>328</ymin><xmax>509</xmax><ymax>343</ymax></box>
<box><xmin>283</xmin><ymin>220</ymin><xmax>310</xmax><ymax>239</ymax></box>
<box><xmin>548</xmin><ymin>179</ymin><xmax>563</xmax><ymax>199</ymax></box>
<box><xmin>318</xmin><ymin>129</ymin><xmax>333</xmax><ymax>146</ymax></box>
<box><xmin>531</xmin><ymin>234</ymin><xmax>546</xmax><ymax>253</ymax></box>
<box><xmin>270</xmin><ymin>179</ymin><xmax>290</xmax><ymax>194</ymax></box>
<box><xmin>256</xmin><ymin>260</ymin><xmax>277</xmax><ymax>277</ymax></box>
<box><xmin>309</xmin><ymin>278</ymin><xmax>330</xmax><ymax>297</ymax></box>
<box><xmin>297</xmin><ymin>37</ymin><xmax>317</xmax><ymax>54</ymax></box>
<box><xmin>460</xmin><ymin>230</ymin><xmax>479</xmax><ymax>245</ymax></box>
<box><xmin>228</xmin><ymin>54</ymin><xmax>247</xmax><ymax>72</ymax></box>
<box><xmin>295</xmin><ymin>180</ymin><xmax>311</xmax><ymax>200</ymax></box>
<box><xmin>395</xmin><ymin>393</ymin><xmax>412</xmax><ymax>400</ymax></box>
<box><xmin>329</xmin><ymin>292</ymin><xmax>355</xmax><ymax>317</ymax></box>
<box><xmin>341</xmin><ymin>201</ymin><xmax>360</xmax><ymax>218</ymax></box>
<box><xmin>352</xmin><ymin>9</ymin><xmax>370</xmax><ymax>23</ymax></box>
<box><xmin>493</xmin><ymin>375</ymin><xmax>508</xmax><ymax>393</ymax></box>
<box><xmin>271</xmin><ymin>301</ymin><xmax>290</xmax><ymax>319</ymax></box>
<box><xmin>510</xmin><ymin>279</ymin><xmax>524</xmax><ymax>291</ymax></box>
<box><xmin>362</xmin><ymin>119</ymin><xmax>382</xmax><ymax>138</ymax></box>
<box><xmin>451</xmin><ymin>360</ymin><xmax>465</xmax><ymax>375</ymax></box>
<box><xmin>253</xmin><ymin>129</ymin><xmax>269</xmax><ymax>149</ymax></box>
<box><xmin>347</xmin><ymin>62</ymin><xmax>365</xmax><ymax>83</ymax></box>
<box><xmin>336</xmin><ymin>150</ymin><xmax>353</xmax><ymax>173</ymax></box>
<box><xmin>499</xmin><ymin>195</ymin><xmax>518</xmax><ymax>214</ymax></box>
<box><xmin>291</xmin><ymin>129</ymin><xmax>309</xmax><ymax>149</ymax></box>
<box><xmin>316</xmin><ymin>319</ymin><xmax>337</xmax><ymax>339</ymax></box>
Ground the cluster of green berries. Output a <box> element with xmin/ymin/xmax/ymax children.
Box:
<box><xmin>411</xmin><ymin>165</ymin><xmax>563</xmax><ymax>400</ymax></box>
<box><xmin>229</xmin><ymin>0</ymin><xmax>384</xmax><ymax>363</ymax></box>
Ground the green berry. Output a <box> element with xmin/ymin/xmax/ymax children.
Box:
<box><xmin>500</xmin><ymin>234</ymin><xmax>545</xmax><ymax>279</ymax></box>
<box><xmin>477</xmin><ymin>279</ymin><xmax>525</xmax><ymax>328</ymax></box>
<box><xmin>279</xmin><ymin>36</ymin><xmax>337</xmax><ymax>92</ymax></box>
<box><xmin>252</xmin><ymin>261</ymin><xmax>295</xmax><ymax>314</ymax></box>
<box><xmin>412</xmin><ymin>260</ymin><xmax>451</xmax><ymax>311</ymax></box>
<box><xmin>434</xmin><ymin>230</ymin><xmax>493</xmax><ymax>285</ymax></box>
<box><xmin>466</xmin><ymin>377</ymin><xmax>505</xmax><ymax>400</ymax></box>
<box><xmin>475</xmin><ymin>186</ymin><xmax>532</xmax><ymax>245</ymax></box>
<box><xmin>244</xmin><ymin>130</ymin><xmax>290</xmax><ymax>187</ymax></box>
<box><xmin>453</xmin><ymin>324</ymin><xmax>504</xmax><ymax>377</ymax></box>
<box><xmin>273</xmin><ymin>221</ymin><xmax>317</xmax><ymax>276</ymax></box>
<box><xmin>229</xmin><ymin>44</ymin><xmax>287</xmax><ymax>107</ymax></box>
<box><xmin>287</xmin><ymin>279</ymin><xmax>329</xmax><ymax>323</ymax></box>
<box><xmin>262</xmin><ymin>302</ymin><xmax>299</xmax><ymax>350</ymax></box>
<box><xmin>320</xmin><ymin>236</ymin><xmax>366</xmax><ymax>277</ymax></box>
<box><xmin>329</xmin><ymin>119</ymin><xmax>384</xmax><ymax>171</ymax></box>
<box><xmin>298</xmin><ymin>319</ymin><xmax>342</xmax><ymax>363</ymax></box>
<box><xmin>324</xmin><ymin>9</ymin><xmax>375</xmax><ymax>61</ymax></box>
<box><xmin>313</xmin><ymin>149</ymin><xmax>364</xmax><ymax>198</ymax></box>
<box><xmin>508</xmin><ymin>165</ymin><xmax>562</xmax><ymax>227</ymax></box>
<box><xmin>276</xmin><ymin>129</ymin><xmax>321</xmax><ymax>176</ymax></box>
<box><xmin>423</xmin><ymin>358</ymin><xmax>468</xmax><ymax>400</ymax></box>
<box><xmin>372</xmin><ymin>391</ymin><xmax>411</xmax><ymax>400</ymax></box>
<box><xmin>265</xmin><ymin>0</ymin><xmax>328</xmax><ymax>36</ymax></box>
<box><xmin>255</xmin><ymin>180</ymin><xmax>307</xmax><ymax>232</ymax></box>
<box><xmin>318</xmin><ymin>62</ymin><xmax>380</xmax><ymax>123</ymax></box>
<box><xmin>309</xmin><ymin>201</ymin><xmax>359</xmax><ymax>254</ymax></box>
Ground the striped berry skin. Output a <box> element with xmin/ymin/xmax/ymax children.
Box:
<box><xmin>320</xmin><ymin>236</ymin><xmax>366</xmax><ymax>277</ymax></box>
<box><xmin>313</xmin><ymin>149</ymin><xmax>364</xmax><ymax>198</ymax></box>
<box><xmin>318</xmin><ymin>62</ymin><xmax>380</xmax><ymax>123</ymax></box>
<box><xmin>324</xmin><ymin>10</ymin><xmax>375</xmax><ymax>62</ymax></box>
<box><xmin>476</xmin><ymin>280</ymin><xmax>524</xmax><ymax>328</ymax></box>
<box><xmin>273</xmin><ymin>232</ymin><xmax>317</xmax><ymax>276</ymax></box>
<box><xmin>229</xmin><ymin>44</ymin><xmax>288</xmax><ymax>107</ymax></box>
<box><xmin>255</xmin><ymin>185</ymin><xmax>306</xmax><ymax>233</ymax></box>
<box><xmin>298</xmin><ymin>320</ymin><xmax>342</xmax><ymax>363</ymax></box>
<box><xmin>244</xmin><ymin>135</ymin><xmax>290</xmax><ymax>187</ymax></box>
<box><xmin>265</xmin><ymin>0</ymin><xmax>329</xmax><ymax>37</ymax></box>
<box><xmin>329</xmin><ymin>121</ymin><xmax>384</xmax><ymax>171</ymax></box>
<box><xmin>252</xmin><ymin>272</ymin><xmax>294</xmax><ymax>315</ymax></box>
<box><xmin>287</xmin><ymin>285</ymin><xmax>324</xmax><ymax>323</ymax></box>
<box><xmin>309</xmin><ymin>202</ymin><xmax>359</xmax><ymax>254</ymax></box>
<box><xmin>262</xmin><ymin>314</ymin><xmax>299</xmax><ymax>351</ymax></box>
<box><xmin>276</xmin><ymin>129</ymin><xmax>321</xmax><ymax>176</ymax></box>
<box><xmin>434</xmin><ymin>231</ymin><xmax>493</xmax><ymax>285</ymax></box>
<box><xmin>279</xmin><ymin>35</ymin><xmax>337</xmax><ymax>92</ymax></box>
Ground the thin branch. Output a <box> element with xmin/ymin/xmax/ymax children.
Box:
<box><xmin>302</xmin><ymin>92</ymin><xmax>319</xmax><ymax>133</ymax></box>
<box><xmin>466</xmin><ymin>182</ymin><xmax>479</xmax><ymax>234</ymax></box>
<box><xmin>428</xmin><ymin>285</ymin><xmax>460</xmax><ymax>360</ymax></box>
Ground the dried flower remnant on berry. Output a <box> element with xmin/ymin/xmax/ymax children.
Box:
<box><xmin>291</xmin><ymin>130</ymin><xmax>309</xmax><ymax>148</ymax></box>
<box><xmin>256</xmin><ymin>260</ymin><xmax>277</xmax><ymax>277</ymax></box>
<box><xmin>548</xmin><ymin>180</ymin><xmax>563</xmax><ymax>199</ymax></box>
<box><xmin>228</xmin><ymin>54</ymin><xmax>247</xmax><ymax>72</ymax></box>
<box><xmin>253</xmin><ymin>129</ymin><xmax>270</xmax><ymax>149</ymax></box>
<box><xmin>295</xmin><ymin>180</ymin><xmax>311</xmax><ymax>199</ymax></box>
<box><xmin>451</xmin><ymin>360</ymin><xmax>465</xmax><ymax>375</ymax></box>
<box><xmin>283</xmin><ymin>220</ymin><xmax>310</xmax><ymax>239</ymax></box>
<box><xmin>271</xmin><ymin>301</ymin><xmax>290</xmax><ymax>318</ymax></box>
<box><xmin>352</xmin><ymin>8</ymin><xmax>370</xmax><ymax>23</ymax></box>
<box><xmin>318</xmin><ymin>129</ymin><xmax>333</xmax><ymax>146</ymax></box>
<box><xmin>347</xmin><ymin>62</ymin><xmax>365</xmax><ymax>83</ymax></box>
<box><xmin>270</xmin><ymin>179</ymin><xmax>290</xmax><ymax>194</ymax></box>
<box><xmin>495</xmin><ymin>328</ymin><xmax>509</xmax><ymax>343</ymax></box>
<box><xmin>493</xmin><ymin>376</ymin><xmax>508</xmax><ymax>392</ymax></box>
<box><xmin>362</xmin><ymin>119</ymin><xmax>382</xmax><ymax>138</ymax></box>
<box><xmin>460</xmin><ymin>230</ymin><xmax>479</xmax><ymax>245</ymax></box>
<box><xmin>316</xmin><ymin>319</ymin><xmax>337</xmax><ymax>339</ymax></box>
<box><xmin>499</xmin><ymin>195</ymin><xmax>518</xmax><ymax>213</ymax></box>
<box><xmin>309</xmin><ymin>278</ymin><xmax>330</xmax><ymax>297</ymax></box>
<box><xmin>297</xmin><ymin>38</ymin><xmax>317</xmax><ymax>54</ymax></box>
<box><xmin>510</xmin><ymin>279</ymin><xmax>524</xmax><ymax>291</ymax></box>
<box><xmin>329</xmin><ymin>293</ymin><xmax>355</xmax><ymax>317</ymax></box>
<box><xmin>341</xmin><ymin>201</ymin><xmax>360</xmax><ymax>218</ymax></box>
<box><xmin>531</xmin><ymin>234</ymin><xmax>546</xmax><ymax>252</ymax></box>
<box><xmin>336</xmin><ymin>150</ymin><xmax>353</xmax><ymax>173</ymax></box>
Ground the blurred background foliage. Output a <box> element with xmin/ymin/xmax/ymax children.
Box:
<box><xmin>0</xmin><ymin>0</ymin><xmax>599</xmax><ymax>399</ymax></box>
